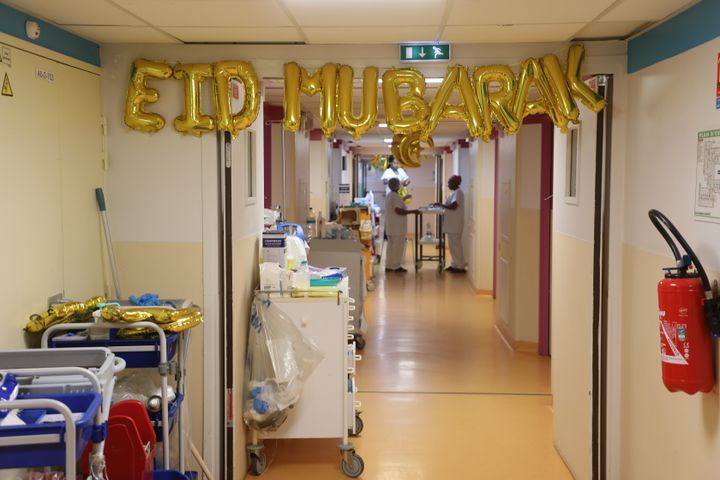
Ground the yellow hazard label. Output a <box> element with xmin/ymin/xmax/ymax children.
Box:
<box><xmin>1</xmin><ymin>72</ymin><xmax>12</xmax><ymax>96</ymax></box>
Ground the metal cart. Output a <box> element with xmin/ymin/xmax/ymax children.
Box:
<box><xmin>0</xmin><ymin>348</ymin><xmax>117</xmax><ymax>479</ymax></box>
<box><xmin>41</xmin><ymin>318</ymin><xmax>190</xmax><ymax>472</ymax></box>
<box><xmin>413</xmin><ymin>206</ymin><xmax>446</xmax><ymax>272</ymax></box>
<box><xmin>247</xmin><ymin>285</ymin><xmax>364</xmax><ymax>478</ymax></box>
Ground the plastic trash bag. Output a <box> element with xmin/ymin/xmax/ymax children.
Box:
<box><xmin>243</xmin><ymin>298</ymin><xmax>323</xmax><ymax>431</ymax></box>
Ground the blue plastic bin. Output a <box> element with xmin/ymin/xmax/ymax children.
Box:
<box><xmin>149</xmin><ymin>393</ymin><xmax>184</xmax><ymax>440</ymax></box>
<box><xmin>0</xmin><ymin>392</ymin><xmax>101</xmax><ymax>469</ymax></box>
<box><xmin>153</xmin><ymin>470</ymin><xmax>189</xmax><ymax>480</ymax></box>
<box><xmin>48</xmin><ymin>331</ymin><xmax>179</xmax><ymax>368</ymax></box>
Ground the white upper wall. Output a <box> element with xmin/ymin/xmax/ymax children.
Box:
<box><xmin>625</xmin><ymin>37</ymin><xmax>720</xmax><ymax>268</ymax></box>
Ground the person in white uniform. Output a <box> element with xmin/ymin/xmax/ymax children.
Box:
<box><xmin>381</xmin><ymin>156</ymin><xmax>411</xmax><ymax>196</ymax></box>
<box><xmin>441</xmin><ymin>175</ymin><xmax>466</xmax><ymax>273</ymax></box>
<box><xmin>384</xmin><ymin>177</ymin><xmax>417</xmax><ymax>272</ymax></box>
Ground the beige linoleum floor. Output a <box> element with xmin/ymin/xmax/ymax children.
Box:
<box><xmin>246</xmin><ymin>261</ymin><xmax>573</xmax><ymax>479</ymax></box>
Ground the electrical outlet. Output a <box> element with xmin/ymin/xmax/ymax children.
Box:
<box><xmin>47</xmin><ymin>292</ymin><xmax>64</xmax><ymax>308</ymax></box>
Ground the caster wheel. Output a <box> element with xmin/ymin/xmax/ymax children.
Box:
<box><xmin>349</xmin><ymin>414</ymin><xmax>364</xmax><ymax>436</ymax></box>
<box><xmin>341</xmin><ymin>451</ymin><xmax>365</xmax><ymax>478</ymax></box>
<box><xmin>354</xmin><ymin>335</ymin><xmax>366</xmax><ymax>350</ymax></box>
<box><xmin>249</xmin><ymin>451</ymin><xmax>267</xmax><ymax>476</ymax></box>
<box><xmin>415</xmin><ymin>262</ymin><xmax>422</xmax><ymax>271</ymax></box>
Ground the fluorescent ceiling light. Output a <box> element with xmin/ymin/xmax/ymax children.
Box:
<box><xmin>383</xmin><ymin>138</ymin><xmax>393</xmax><ymax>143</ymax></box>
<box><xmin>378</xmin><ymin>123</ymin><xmax>387</xmax><ymax>128</ymax></box>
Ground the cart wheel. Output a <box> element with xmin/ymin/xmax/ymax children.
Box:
<box><xmin>341</xmin><ymin>451</ymin><xmax>365</xmax><ymax>478</ymax></box>
<box><xmin>349</xmin><ymin>414</ymin><xmax>364</xmax><ymax>436</ymax></box>
<box><xmin>354</xmin><ymin>335</ymin><xmax>366</xmax><ymax>350</ymax></box>
<box><xmin>249</xmin><ymin>451</ymin><xmax>267</xmax><ymax>476</ymax></box>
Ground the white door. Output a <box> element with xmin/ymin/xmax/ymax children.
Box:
<box><xmin>495</xmin><ymin>135</ymin><xmax>517</xmax><ymax>336</ymax></box>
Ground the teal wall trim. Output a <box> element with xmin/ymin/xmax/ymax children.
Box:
<box><xmin>0</xmin><ymin>3</ymin><xmax>100</xmax><ymax>66</ymax></box>
<box><xmin>628</xmin><ymin>0</ymin><xmax>720</xmax><ymax>73</ymax></box>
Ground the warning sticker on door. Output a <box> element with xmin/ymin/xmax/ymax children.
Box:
<box><xmin>1</xmin><ymin>72</ymin><xmax>12</xmax><ymax>96</ymax></box>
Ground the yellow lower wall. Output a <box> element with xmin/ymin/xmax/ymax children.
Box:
<box><xmin>115</xmin><ymin>241</ymin><xmax>205</xmax><ymax>463</ymax></box>
<box><xmin>551</xmin><ymin>232</ymin><xmax>593</xmax><ymax>480</ymax></box>
<box><xmin>232</xmin><ymin>234</ymin><xmax>259</xmax><ymax>476</ymax></box>
<box><xmin>621</xmin><ymin>244</ymin><xmax>720</xmax><ymax>479</ymax></box>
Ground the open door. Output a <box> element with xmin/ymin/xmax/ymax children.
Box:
<box><xmin>551</xmin><ymin>75</ymin><xmax>613</xmax><ymax>480</ymax></box>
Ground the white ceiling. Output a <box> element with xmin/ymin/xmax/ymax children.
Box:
<box><xmin>6</xmin><ymin>0</ymin><xmax>696</xmax><ymax>45</ymax></box>
<box><xmin>3</xmin><ymin>0</ymin><xmax>696</xmax><ymax>149</ymax></box>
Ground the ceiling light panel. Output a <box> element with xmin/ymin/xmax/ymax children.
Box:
<box><xmin>284</xmin><ymin>0</ymin><xmax>445</xmax><ymax>27</ymax></box>
<box><xmin>599</xmin><ymin>0</ymin><xmax>694</xmax><ymax>22</ymax></box>
<box><xmin>443</xmin><ymin>23</ymin><xmax>585</xmax><ymax>43</ymax></box>
<box><xmin>303</xmin><ymin>26</ymin><xmax>438</xmax><ymax>44</ymax></box>
<box><xmin>447</xmin><ymin>0</ymin><xmax>615</xmax><ymax>25</ymax></box>
<box><xmin>114</xmin><ymin>0</ymin><xmax>294</xmax><ymax>27</ymax></box>
<box><xmin>5</xmin><ymin>0</ymin><xmax>144</xmax><ymax>25</ymax></box>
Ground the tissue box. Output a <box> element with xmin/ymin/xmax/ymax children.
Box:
<box><xmin>262</xmin><ymin>231</ymin><xmax>287</xmax><ymax>268</ymax></box>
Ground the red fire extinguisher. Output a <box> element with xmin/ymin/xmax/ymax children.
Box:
<box><xmin>649</xmin><ymin>210</ymin><xmax>719</xmax><ymax>394</ymax></box>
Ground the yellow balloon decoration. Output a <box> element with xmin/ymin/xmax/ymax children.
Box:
<box><xmin>173</xmin><ymin>63</ymin><xmax>215</xmax><ymax>136</ymax></box>
<box><xmin>213</xmin><ymin>61</ymin><xmax>261</xmax><ymax>138</ymax></box>
<box><xmin>124</xmin><ymin>59</ymin><xmax>173</xmax><ymax>133</ymax></box>
<box><xmin>382</xmin><ymin>69</ymin><xmax>430</xmax><ymax>135</ymax></box>
<box><xmin>541</xmin><ymin>54</ymin><xmax>579</xmax><ymax>131</ymax></box>
<box><xmin>474</xmin><ymin>65</ymin><xmax>519</xmax><ymax>136</ymax></box>
<box><xmin>336</xmin><ymin>65</ymin><xmax>378</xmax><ymax>140</ymax></box>
<box><xmin>284</xmin><ymin>62</ymin><xmax>338</xmax><ymax>136</ymax></box>
<box><xmin>391</xmin><ymin>131</ymin><xmax>434</xmax><ymax>169</ymax></box>
<box><xmin>512</xmin><ymin>58</ymin><xmax>563</xmax><ymax>125</ymax></box>
<box><xmin>566</xmin><ymin>44</ymin><xmax>607</xmax><ymax>112</ymax></box>
<box><xmin>426</xmin><ymin>65</ymin><xmax>483</xmax><ymax>141</ymax></box>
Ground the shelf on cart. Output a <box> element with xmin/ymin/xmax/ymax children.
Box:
<box><xmin>0</xmin><ymin>392</ymin><xmax>101</xmax><ymax>469</ymax></box>
<box><xmin>149</xmin><ymin>393</ymin><xmax>184</xmax><ymax>440</ymax></box>
<box><xmin>48</xmin><ymin>331</ymin><xmax>179</xmax><ymax>368</ymax></box>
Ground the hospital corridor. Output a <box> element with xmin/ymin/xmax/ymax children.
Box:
<box><xmin>246</xmin><ymin>263</ymin><xmax>571</xmax><ymax>479</ymax></box>
<box><xmin>2</xmin><ymin>0</ymin><xmax>720</xmax><ymax>479</ymax></box>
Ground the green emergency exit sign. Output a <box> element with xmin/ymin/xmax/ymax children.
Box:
<box><xmin>400</xmin><ymin>43</ymin><xmax>451</xmax><ymax>62</ymax></box>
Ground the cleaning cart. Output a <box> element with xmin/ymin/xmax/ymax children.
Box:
<box><xmin>41</xmin><ymin>316</ymin><xmax>191</xmax><ymax>474</ymax></box>
<box><xmin>0</xmin><ymin>347</ymin><xmax>119</xmax><ymax>479</ymax></box>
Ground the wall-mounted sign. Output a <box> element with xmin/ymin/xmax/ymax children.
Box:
<box><xmin>2</xmin><ymin>73</ymin><xmax>12</xmax><ymax>96</ymax></box>
<box><xmin>716</xmin><ymin>53</ymin><xmax>719</xmax><ymax>109</ymax></box>
<box><xmin>1</xmin><ymin>47</ymin><xmax>11</xmax><ymax>67</ymax></box>
<box><xmin>35</xmin><ymin>67</ymin><xmax>55</xmax><ymax>83</ymax></box>
<box><xmin>400</xmin><ymin>43</ymin><xmax>450</xmax><ymax>62</ymax></box>
<box><xmin>694</xmin><ymin>129</ymin><xmax>720</xmax><ymax>222</ymax></box>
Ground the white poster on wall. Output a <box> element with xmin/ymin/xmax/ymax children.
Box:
<box><xmin>694</xmin><ymin>129</ymin><xmax>720</xmax><ymax>223</ymax></box>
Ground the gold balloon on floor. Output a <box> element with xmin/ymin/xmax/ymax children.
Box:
<box><xmin>124</xmin><ymin>59</ymin><xmax>173</xmax><ymax>133</ymax></box>
<box><xmin>382</xmin><ymin>69</ymin><xmax>430</xmax><ymax>135</ymax></box>
<box><xmin>426</xmin><ymin>66</ymin><xmax>483</xmax><ymax>140</ymax></box>
<box><xmin>391</xmin><ymin>131</ymin><xmax>434</xmax><ymax>169</ymax></box>
<box><xmin>173</xmin><ymin>63</ymin><xmax>215</xmax><ymax>136</ymax></box>
<box><xmin>284</xmin><ymin>62</ymin><xmax>338</xmax><ymax>136</ymax></box>
<box><xmin>337</xmin><ymin>65</ymin><xmax>378</xmax><ymax>140</ymax></box>
<box><xmin>213</xmin><ymin>61</ymin><xmax>261</xmax><ymax>138</ymax></box>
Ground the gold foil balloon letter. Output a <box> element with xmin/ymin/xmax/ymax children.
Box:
<box><xmin>284</xmin><ymin>62</ymin><xmax>338</xmax><ymax>136</ymax></box>
<box><xmin>512</xmin><ymin>58</ymin><xmax>558</xmax><ymax>123</ymax></box>
<box><xmin>426</xmin><ymin>66</ymin><xmax>483</xmax><ymax>140</ymax></box>
<box><xmin>541</xmin><ymin>54</ymin><xmax>579</xmax><ymax>131</ymax></box>
<box><xmin>173</xmin><ymin>63</ymin><xmax>215</xmax><ymax>136</ymax></box>
<box><xmin>124</xmin><ymin>59</ymin><xmax>173</xmax><ymax>133</ymax></box>
<box><xmin>214</xmin><ymin>61</ymin><xmax>261</xmax><ymax>138</ymax></box>
<box><xmin>382</xmin><ymin>69</ymin><xmax>429</xmax><ymax>135</ymax></box>
<box><xmin>336</xmin><ymin>65</ymin><xmax>378</xmax><ymax>140</ymax></box>
<box><xmin>474</xmin><ymin>65</ymin><xmax>519</xmax><ymax>136</ymax></box>
<box><xmin>566</xmin><ymin>44</ymin><xmax>607</xmax><ymax>112</ymax></box>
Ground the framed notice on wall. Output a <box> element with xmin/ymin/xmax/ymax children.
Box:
<box><xmin>694</xmin><ymin>129</ymin><xmax>720</xmax><ymax>223</ymax></box>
